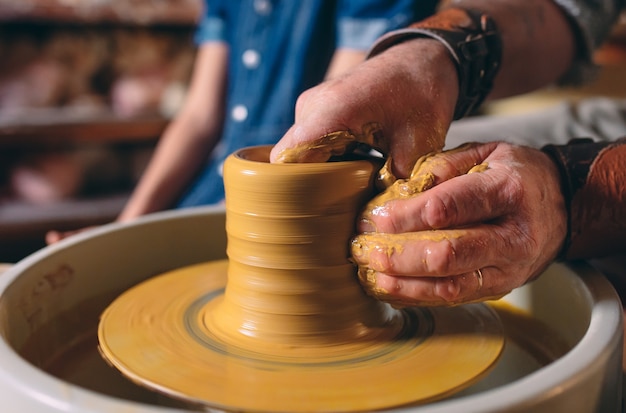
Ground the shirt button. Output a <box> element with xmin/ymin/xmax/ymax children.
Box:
<box><xmin>254</xmin><ymin>0</ymin><xmax>272</xmax><ymax>15</ymax></box>
<box><xmin>242</xmin><ymin>49</ymin><xmax>261</xmax><ymax>69</ymax></box>
<box><xmin>232</xmin><ymin>104</ymin><xmax>248</xmax><ymax>122</ymax></box>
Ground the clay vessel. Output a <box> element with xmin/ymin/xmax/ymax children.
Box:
<box><xmin>204</xmin><ymin>145</ymin><xmax>404</xmax><ymax>350</ymax></box>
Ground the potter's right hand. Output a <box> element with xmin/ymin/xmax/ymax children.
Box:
<box><xmin>351</xmin><ymin>142</ymin><xmax>568</xmax><ymax>307</ymax></box>
<box><xmin>270</xmin><ymin>39</ymin><xmax>459</xmax><ymax>179</ymax></box>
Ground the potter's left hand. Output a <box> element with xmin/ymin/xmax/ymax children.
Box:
<box><xmin>269</xmin><ymin>39</ymin><xmax>458</xmax><ymax>179</ymax></box>
<box><xmin>351</xmin><ymin>141</ymin><xmax>568</xmax><ymax>307</ymax></box>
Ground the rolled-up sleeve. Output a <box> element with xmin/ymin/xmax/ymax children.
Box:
<box><xmin>553</xmin><ymin>0</ymin><xmax>625</xmax><ymax>84</ymax></box>
<box><xmin>193</xmin><ymin>0</ymin><xmax>228</xmax><ymax>45</ymax></box>
<box><xmin>336</xmin><ymin>0</ymin><xmax>422</xmax><ymax>50</ymax></box>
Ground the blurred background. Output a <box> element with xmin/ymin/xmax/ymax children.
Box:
<box><xmin>0</xmin><ymin>0</ymin><xmax>201</xmax><ymax>262</ymax></box>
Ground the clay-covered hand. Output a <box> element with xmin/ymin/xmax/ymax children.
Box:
<box><xmin>270</xmin><ymin>40</ymin><xmax>458</xmax><ymax>179</ymax></box>
<box><xmin>351</xmin><ymin>141</ymin><xmax>568</xmax><ymax>307</ymax></box>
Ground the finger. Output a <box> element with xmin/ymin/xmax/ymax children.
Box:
<box><xmin>408</xmin><ymin>141</ymin><xmax>496</xmax><ymax>188</ymax></box>
<box><xmin>359</xmin><ymin>267</ymin><xmax>508</xmax><ymax>307</ymax></box>
<box><xmin>358</xmin><ymin>157</ymin><xmax>520</xmax><ymax>233</ymax></box>
<box><xmin>271</xmin><ymin>123</ymin><xmax>385</xmax><ymax>164</ymax></box>
<box><xmin>368</xmin><ymin>141</ymin><xmax>495</xmax><ymax>199</ymax></box>
<box><xmin>270</xmin><ymin>124</ymin><xmax>329</xmax><ymax>163</ymax></box>
<box><xmin>45</xmin><ymin>230</ymin><xmax>65</xmax><ymax>245</ymax></box>
<box><xmin>270</xmin><ymin>82</ymin><xmax>369</xmax><ymax>163</ymax></box>
<box><xmin>351</xmin><ymin>224</ymin><xmax>528</xmax><ymax>277</ymax></box>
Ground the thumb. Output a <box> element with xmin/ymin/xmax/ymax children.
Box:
<box><xmin>383</xmin><ymin>118</ymin><xmax>448</xmax><ymax>179</ymax></box>
<box><xmin>270</xmin><ymin>123</ymin><xmax>386</xmax><ymax>164</ymax></box>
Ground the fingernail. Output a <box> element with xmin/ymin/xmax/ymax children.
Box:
<box><xmin>357</xmin><ymin>217</ymin><xmax>375</xmax><ymax>233</ymax></box>
<box><xmin>350</xmin><ymin>236</ymin><xmax>369</xmax><ymax>262</ymax></box>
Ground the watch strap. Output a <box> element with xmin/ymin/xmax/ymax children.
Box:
<box><xmin>367</xmin><ymin>8</ymin><xmax>502</xmax><ymax>120</ymax></box>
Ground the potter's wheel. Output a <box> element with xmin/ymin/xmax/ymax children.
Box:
<box><xmin>98</xmin><ymin>260</ymin><xmax>503</xmax><ymax>412</ymax></box>
<box><xmin>97</xmin><ymin>147</ymin><xmax>504</xmax><ymax>412</ymax></box>
<box><xmin>0</xmin><ymin>148</ymin><xmax>623</xmax><ymax>412</ymax></box>
<box><xmin>0</xmin><ymin>206</ymin><xmax>623</xmax><ymax>412</ymax></box>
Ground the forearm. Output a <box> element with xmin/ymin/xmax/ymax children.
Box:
<box><xmin>543</xmin><ymin>138</ymin><xmax>626</xmax><ymax>259</ymax></box>
<box><xmin>117</xmin><ymin>118</ymin><xmax>220</xmax><ymax>221</ymax></box>
<box><xmin>441</xmin><ymin>0</ymin><xmax>623</xmax><ymax>97</ymax></box>
<box><xmin>118</xmin><ymin>42</ymin><xmax>228</xmax><ymax>221</ymax></box>
<box><xmin>369</xmin><ymin>0</ymin><xmax>620</xmax><ymax>121</ymax></box>
<box><xmin>442</xmin><ymin>0</ymin><xmax>575</xmax><ymax>98</ymax></box>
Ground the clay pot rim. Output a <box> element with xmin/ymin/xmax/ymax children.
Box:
<box><xmin>232</xmin><ymin>145</ymin><xmax>383</xmax><ymax>168</ymax></box>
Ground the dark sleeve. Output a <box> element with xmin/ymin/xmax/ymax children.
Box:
<box><xmin>551</xmin><ymin>0</ymin><xmax>625</xmax><ymax>84</ymax></box>
<box><xmin>542</xmin><ymin>137</ymin><xmax>626</xmax><ymax>259</ymax></box>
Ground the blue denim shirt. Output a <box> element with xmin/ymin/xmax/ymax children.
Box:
<box><xmin>176</xmin><ymin>0</ymin><xmax>434</xmax><ymax>207</ymax></box>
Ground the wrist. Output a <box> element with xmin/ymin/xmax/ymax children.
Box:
<box><xmin>378</xmin><ymin>38</ymin><xmax>459</xmax><ymax>116</ymax></box>
<box><xmin>367</xmin><ymin>8</ymin><xmax>502</xmax><ymax>120</ymax></box>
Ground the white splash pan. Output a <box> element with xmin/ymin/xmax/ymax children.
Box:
<box><xmin>0</xmin><ymin>206</ymin><xmax>622</xmax><ymax>413</ymax></box>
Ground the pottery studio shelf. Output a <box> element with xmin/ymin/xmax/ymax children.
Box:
<box><xmin>0</xmin><ymin>111</ymin><xmax>167</xmax><ymax>263</ymax></box>
<box><xmin>0</xmin><ymin>110</ymin><xmax>168</xmax><ymax>148</ymax></box>
<box><xmin>0</xmin><ymin>0</ymin><xmax>201</xmax><ymax>26</ymax></box>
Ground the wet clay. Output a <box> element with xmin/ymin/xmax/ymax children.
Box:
<box><xmin>273</xmin><ymin>123</ymin><xmax>386</xmax><ymax>164</ymax></box>
<box><xmin>488</xmin><ymin>300</ymin><xmax>569</xmax><ymax>365</ymax></box>
<box><xmin>99</xmin><ymin>260</ymin><xmax>504</xmax><ymax>412</ymax></box>
<box><xmin>17</xmin><ymin>292</ymin><xmax>195</xmax><ymax>409</ymax></box>
<box><xmin>98</xmin><ymin>145</ymin><xmax>504</xmax><ymax>412</ymax></box>
<box><xmin>20</xmin><ymin>287</ymin><xmax>568</xmax><ymax>411</ymax></box>
<box><xmin>350</xmin><ymin>145</ymin><xmax>492</xmax><ymax>304</ymax></box>
<box><xmin>208</xmin><ymin>145</ymin><xmax>401</xmax><ymax>351</ymax></box>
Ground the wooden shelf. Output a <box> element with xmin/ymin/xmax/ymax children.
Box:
<box><xmin>0</xmin><ymin>110</ymin><xmax>167</xmax><ymax>148</ymax></box>
<box><xmin>0</xmin><ymin>1</ymin><xmax>190</xmax><ymax>262</ymax></box>
<box><xmin>0</xmin><ymin>0</ymin><xmax>202</xmax><ymax>26</ymax></box>
<box><xmin>0</xmin><ymin>110</ymin><xmax>162</xmax><ymax>262</ymax></box>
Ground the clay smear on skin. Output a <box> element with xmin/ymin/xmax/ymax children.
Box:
<box><xmin>274</xmin><ymin>122</ymin><xmax>385</xmax><ymax>163</ymax></box>
<box><xmin>357</xmin><ymin>144</ymin><xmax>487</xmax><ymax>298</ymax></box>
<box><xmin>353</xmin><ymin>231</ymin><xmax>468</xmax><ymax>301</ymax></box>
